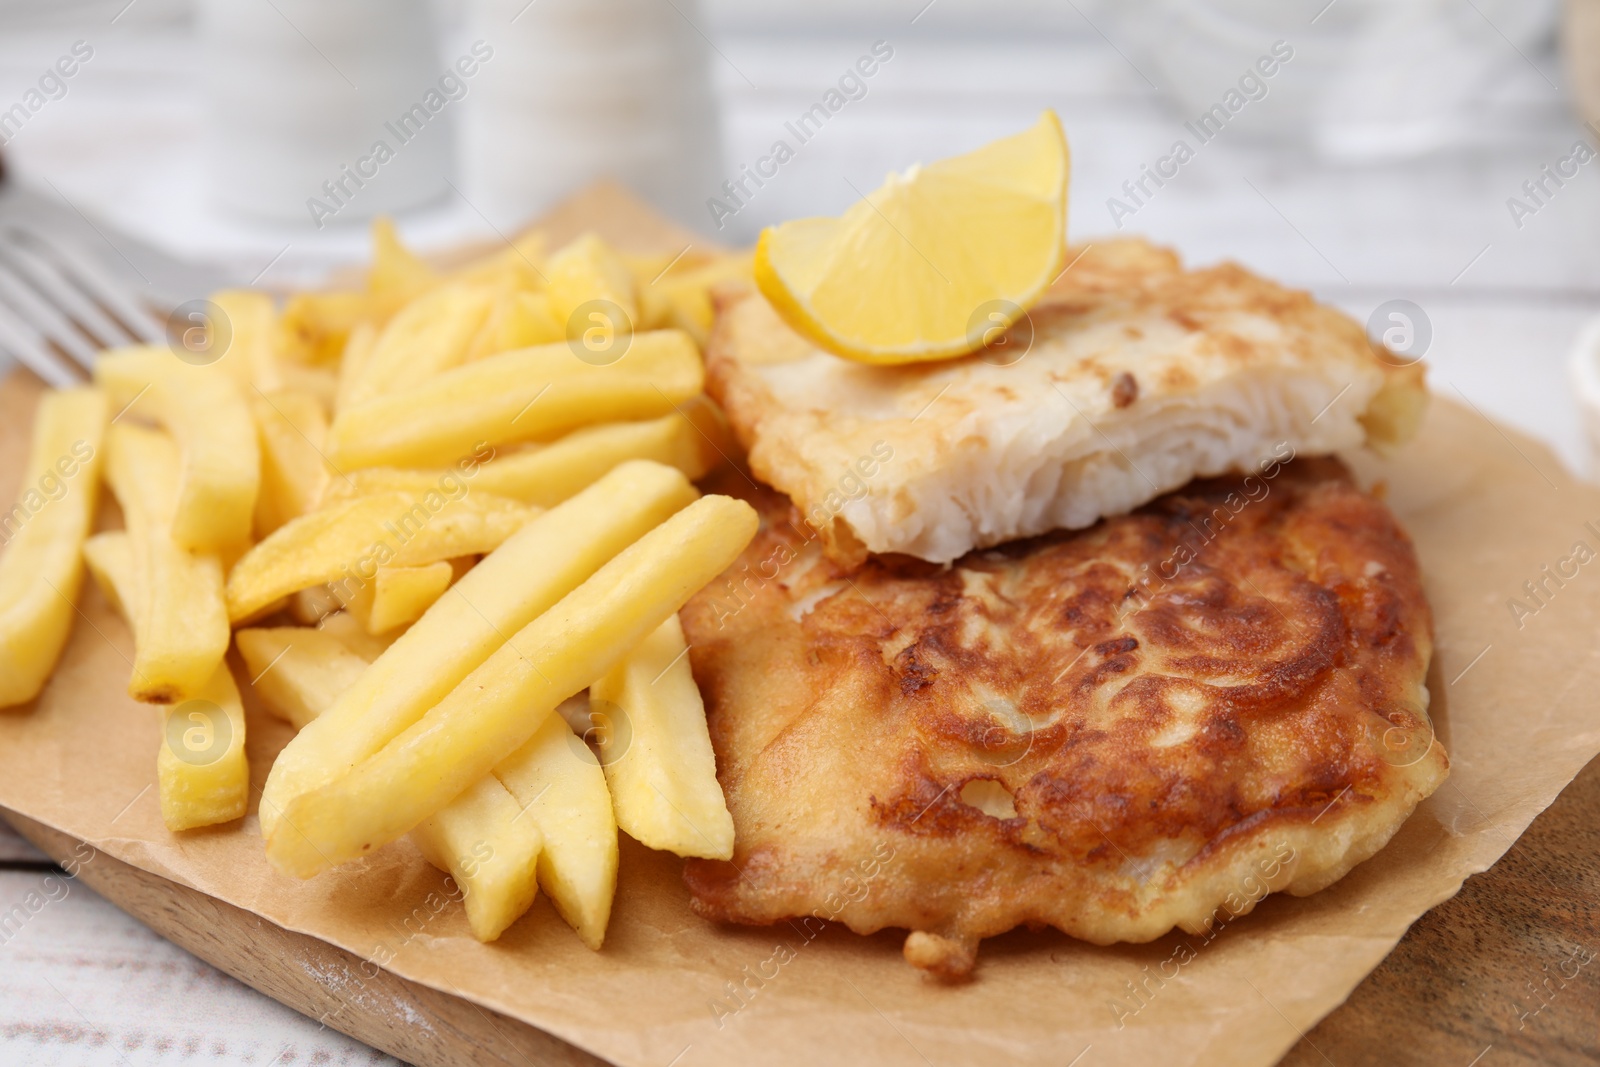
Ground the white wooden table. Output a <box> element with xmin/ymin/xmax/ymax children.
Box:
<box><xmin>0</xmin><ymin>5</ymin><xmax>1595</xmax><ymax>1065</ymax></box>
<box><xmin>0</xmin><ymin>820</ymin><xmax>399</xmax><ymax>1065</ymax></box>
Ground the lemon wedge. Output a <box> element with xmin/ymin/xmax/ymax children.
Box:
<box><xmin>753</xmin><ymin>110</ymin><xmax>1069</xmax><ymax>365</ymax></box>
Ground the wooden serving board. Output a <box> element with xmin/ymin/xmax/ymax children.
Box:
<box><xmin>0</xmin><ymin>810</ymin><xmax>603</xmax><ymax>1067</ymax></box>
<box><xmin>4</xmin><ymin>182</ymin><xmax>1599</xmax><ymax>1067</ymax></box>
<box><xmin>6</xmin><ymin>751</ymin><xmax>1598</xmax><ymax>1067</ymax></box>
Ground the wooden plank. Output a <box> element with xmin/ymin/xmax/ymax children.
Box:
<box><xmin>1283</xmin><ymin>753</ymin><xmax>1600</xmax><ymax>1066</ymax></box>
<box><xmin>0</xmin><ymin>814</ymin><xmax>48</xmax><ymax>863</ymax></box>
<box><xmin>0</xmin><ymin>870</ymin><xmax>395</xmax><ymax>1064</ymax></box>
<box><xmin>1</xmin><ymin>810</ymin><xmax>607</xmax><ymax>1067</ymax></box>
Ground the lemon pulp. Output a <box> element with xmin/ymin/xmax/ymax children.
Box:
<box><xmin>754</xmin><ymin>110</ymin><xmax>1069</xmax><ymax>365</ymax></box>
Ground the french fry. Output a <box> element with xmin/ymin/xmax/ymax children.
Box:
<box><xmin>84</xmin><ymin>524</ymin><xmax>245</xmax><ymax>829</ymax></box>
<box><xmin>590</xmin><ymin>613</ymin><xmax>734</xmax><ymax>859</ymax></box>
<box><xmin>301</xmin><ymin>567</ymin><xmax>467</xmax><ymax>636</ymax></box>
<box><xmin>545</xmin><ymin>232</ymin><xmax>637</xmax><ymax>330</ymax></box>
<box><xmin>82</xmin><ymin>528</ymin><xmax>209</xmax><ymax>635</ymax></box>
<box><xmin>494</xmin><ymin>712</ymin><xmax>616</xmax><ymax>948</ymax></box>
<box><xmin>464</xmin><ymin>290</ymin><xmax>563</xmax><ymax>362</ymax></box>
<box><xmin>82</xmin><ymin>531</ymin><xmax>133</xmax><ymax>621</ymax></box>
<box><xmin>154</xmin><ymin>367</ymin><xmax>259</xmax><ymax>553</ymax></box>
<box><xmin>90</xmin><ymin>345</ymin><xmax>165</xmax><ymax>397</ymax></box>
<box><xmin>280</xmin><ymin>290</ymin><xmax>376</xmax><ymax>366</ymax></box>
<box><xmin>266</xmin><ymin>493</ymin><xmax>757</xmax><ymax>878</ymax></box>
<box><xmin>224</xmin><ymin>490</ymin><xmax>537</xmax><ymax>623</ymax></box>
<box><xmin>240</xmin><ymin>616</ymin><xmax>544</xmax><ymax>942</ymax></box>
<box><xmin>138</xmin><ymin>288</ymin><xmax>326</xmax><ymax>398</ymax></box>
<box><xmin>289</xmin><ymin>584</ymin><xmax>343</xmax><ymax>625</ymax></box>
<box><xmin>452</xmin><ymin>231</ymin><xmax>547</xmax><ymax>293</ymax></box>
<box><xmin>413</xmin><ymin>773</ymin><xmax>544</xmax><ymax>943</ymax></box>
<box><xmin>326</xmin><ymin>329</ymin><xmax>704</xmax><ymax>470</ymax></box>
<box><xmin>342</xmin><ymin>282</ymin><xmax>498</xmax><ymax>408</ymax></box>
<box><xmin>257</xmin><ymin>460</ymin><xmax>699</xmax><ymax>839</ymax></box>
<box><xmin>252</xmin><ymin>390</ymin><xmax>333</xmax><ymax>537</ymax></box>
<box><xmin>460</xmin><ymin>401</ymin><xmax>728</xmax><ymax>501</ymax></box>
<box><xmin>335</xmin><ymin>320</ymin><xmax>379</xmax><ymax>413</ymax></box>
<box><xmin>156</xmin><ymin>661</ymin><xmax>249</xmax><ymax>830</ymax></box>
<box><xmin>95</xmin><ymin>348</ymin><xmax>261</xmax><ymax>554</ymax></box>
<box><xmin>277</xmin><ymin>219</ymin><xmax>442</xmax><ymax>369</ymax></box>
<box><xmin>0</xmin><ymin>388</ymin><xmax>109</xmax><ymax>708</ymax></box>
<box><xmin>104</xmin><ymin>423</ymin><xmax>230</xmax><ymax>704</ymax></box>
<box><xmin>636</xmin><ymin>252</ymin><xmax>753</xmax><ymax>346</ymax></box>
<box><xmin>235</xmin><ymin>626</ymin><xmax>371</xmax><ymax>730</ymax></box>
<box><xmin>275</xmin><ymin>363</ymin><xmax>340</xmax><ymax>413</ymax></box>
<box><xmin>313</xmin><ymin>609</ymin><xmax>402</xmax><ymax>661</ymax></box>
<box><xmin>335</xmin><ymin>560</ymin><xmax>454</xmax><ymax>634</ymax></box>
<box><xmin>369</xmin><ymin>217</ymin><xmax>437</xmax><ymax>308</ymax></box>
<box><xmin>324</xmin><ymin>408</ymin><xmax>722</xmax><ymax>509</ymax></box>
<box><xmin>620</xmin><ymin>250</ymin><xmax>688</xmax><ymax>295</ymax></box>
<box><xmin>208</xmin><ymin>290</ymin><xmax>284</xmax><ymax>392</ymax></box>
<box><xmin>276</xmin><ymin>217</ymin><xmax>447</xmax><ymax>365</ymax></box>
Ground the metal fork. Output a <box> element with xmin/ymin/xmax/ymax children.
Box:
<box><xmin>0</xmin><ymin>223</ymin><xmax>167</xmax><ymax>387</ymax></box>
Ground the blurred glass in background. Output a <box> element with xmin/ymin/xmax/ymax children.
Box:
<box><xmin>199</xmin><ymin>0</ymin><xmax>453</xmax><ymax>224</ymax></box>
<box><xmin>195</xmin><ymin>0</ymin><xmax>722</xmax><ymax>232</ymax></box>
<box><xmin>0</xmin><ymin>0</ymin><xmax>1584</xmax><ymax>266</ymax></box>
<box><xmin>1110</xmin><ymin>0</ymin><xmax>1561</xmax><ymax>160</ymax></box>
<box><xmin>460</xmin><ymin>0</ymin><xmax>722</xmax><ymax>230</ymax></box>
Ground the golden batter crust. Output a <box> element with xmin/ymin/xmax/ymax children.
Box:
<box><xmin>704</xmin><ymin>239</ymin><xmax>1428</xmax><ymax>566</ymax></box>
<box><xmin>681</xmin><ymin>458</ymin><xmax>1446</xmax><ymax>977</ymax></box>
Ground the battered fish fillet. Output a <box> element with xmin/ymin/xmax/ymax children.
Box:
<box><xmin>706</xmin><ymin>239</ymin><xmax>1427</xmax><ymax>565</ymax></box>
<box><xmin>681</xmin><ymin>458</ymin><xmax>1447</xmax><ymax>977</ymax></box>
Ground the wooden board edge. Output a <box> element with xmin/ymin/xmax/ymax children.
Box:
<box><xmin>0</xmin><ymin>808</ymin><xmax>611</xmax><ymax>1067</ymax></box>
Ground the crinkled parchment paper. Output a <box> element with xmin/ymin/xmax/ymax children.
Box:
<box><xmin>1</xmin><ymin>200</ymin><xmax>1597</xmax><ymax>1067</ymax></box>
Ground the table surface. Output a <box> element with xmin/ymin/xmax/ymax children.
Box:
<box><xmin>0</xmin><ymin>7</ymin><xmax>1597</xmax><ymax>1065</ymax></box>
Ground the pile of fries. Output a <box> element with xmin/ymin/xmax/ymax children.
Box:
<box><xmin>0</xmin><ymin>220</ymin><xmax>759</xmax><ymax>947</ymax></box>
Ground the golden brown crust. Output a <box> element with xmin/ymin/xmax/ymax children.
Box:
<box><xmin>703</xmin><ymin>238</ymin><xmax>1429</xmax><ymax>566</ymax></box>
<box><xmin>681</xmin><ymin>459</ymin><xmax>1446</xmax><ymax>976</ymax></box>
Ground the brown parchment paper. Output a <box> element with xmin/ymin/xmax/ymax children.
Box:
<box><xmin>3</xmin><ymin>200</ymin><xmax>1600</xmax><ymax>1067</ymax></box>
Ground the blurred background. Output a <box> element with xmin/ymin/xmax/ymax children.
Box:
<box><xmin>0</xmin><ymin>0</ymin><xmax>1596</xmax><ymax>1060</ymax></box>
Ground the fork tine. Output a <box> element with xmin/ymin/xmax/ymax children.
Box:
<box><xmin>0</xmin><ymin>309</ymin><xmax>81</xmax><ymax>388</ymax></box>
<box><xmin>10</xmin><ymin>226</ymin><xmax>164</xmax><ymax>345</ymax></box>
<box><xmin>0</xmin><ymin>259</ymin><xmax>103</xmax><ymax>369</ymax></box>
<box><xmin>0</xmin><ymin>240</ymin><xmax>138</xmax><ymax>355</ymax></box>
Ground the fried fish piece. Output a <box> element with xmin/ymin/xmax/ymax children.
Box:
<box><xmin>705</xmin><ymin>238</ymin><xmax>1427</xmax><ymax>565</ymax></box>
<box><xmin>681</xmin><ymin>458</ymin><xmax>1446</xmax><ymax>977</ymax></box>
